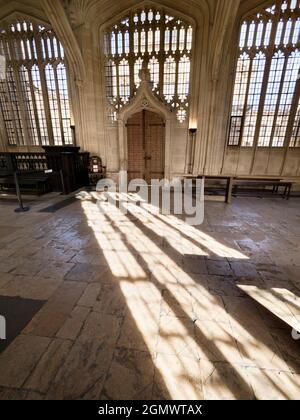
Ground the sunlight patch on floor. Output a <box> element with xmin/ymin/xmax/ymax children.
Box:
<box><xmin>81</xmin><ymin>194</ymin><xmax>291</xmax><ymax>400</ymax></box>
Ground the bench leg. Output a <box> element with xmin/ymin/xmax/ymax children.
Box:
<box><xmin>225</xmin><ymin>177</ymin><xmax>233</xmax><ymax>204</ymax></box>
<box><xmin>282</xmin><ymin>186</ymin><xmax>289</xmax><ymax>200</ymax></box>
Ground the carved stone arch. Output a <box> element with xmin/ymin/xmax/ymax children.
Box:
<box><xmin>90</xmin><ymin>0</ymin><xmax>206</xmax><ymax>28</ymax></box>
<box><xmin>238</xmin><ymin>0</ymin><xmax>276</xmax><ymax>21</ymax></box>
<box><xmin>99</xmin><ymin>0</ymin><xmax>197</xmax><ymax>32</ymax></box>
<box><xmin>42</xmin><ymin>0</ymin><xmax>86</xmax><ymax>83</ymax></box>
<box><xmin>0</xmin><ymin>2</ymin><xmax>86</xmax><ymax>83</ymax></box>
<box><xmin>119</xmin><ymin>69</ymin><xmax>174</xmax><ymax>122</ymax></box>
<box><xmin>118</xmin><ymin>69</ymin><xmax>175</xmax><ymax>180</ymax></box>
<box><xmin>0</xmin><ymin>1</ymin><xmax>48</xmax><ymax>24</ymax></box>
<box><xmin>0</xmin><ymin>11</ymin><xmax>50</xmax><ymax>28</ymax></box>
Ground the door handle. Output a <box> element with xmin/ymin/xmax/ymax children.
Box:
<box><xmin>144</xmin><ymin>156</ymin><xmax>152</xmax><ymax>161</ymax></box>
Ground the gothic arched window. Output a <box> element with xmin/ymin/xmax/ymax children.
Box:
<box><xmin>104</xmin><ymin>7</ymin><xmax>194</xmax><ymax>123</ymax></box>
<box><xmin>0</xmin><ymin>20</ymin><xmax>73</xmax><ymax>146</ymax></box>
<box><xmin>228</xmin><ymin>0</ymin><xmax>300</xmax><ymax>148</ymax></box>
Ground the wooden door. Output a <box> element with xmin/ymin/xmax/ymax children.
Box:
<box><xmin>127</xmin><ymin>110</ymin><xmax>165</xmax><ymax>183</ymax></box>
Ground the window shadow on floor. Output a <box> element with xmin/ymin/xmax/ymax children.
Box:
<box><xmin>82</xmin><ymin>193</ymin><xmax>299</xmax><ymax>400</ymax></box>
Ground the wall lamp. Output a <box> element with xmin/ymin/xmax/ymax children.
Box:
<box><xmin>189</xmin><ymin>128</ymin><xmax>197</xmax><ymax>135</ymax></box>
<box><xmin>188</xmin><ymin>127</ymin><xmax>197</xmax><ymax>174</ymax></box>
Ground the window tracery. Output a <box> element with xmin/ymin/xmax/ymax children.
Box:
<box><xmin>104</xmin><ymin>7</ymin><xmax>193</xmax><ymax>123</ymax></box>
<box><xmin>0</xmin><ymin>20</ymin><xmax>72</xmax><ymax>146</ymax></box>
<box><xmin>228</xmin><ymin>0</ymin><xmax>300</xmax><ymax>148</ymax></box>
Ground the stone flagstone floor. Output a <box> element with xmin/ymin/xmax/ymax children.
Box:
<box><xmin>0</xmin><ymin>192</ymin><xmax>299</xmax><ymax>400</ymax></box>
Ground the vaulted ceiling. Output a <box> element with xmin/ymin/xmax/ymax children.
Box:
<box><xmin>0</xmin><ymin>0</ymin><xmax>273</xmax><ymax>26</ymax></box>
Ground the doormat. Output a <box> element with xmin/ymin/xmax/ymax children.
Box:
<box><xmin>0</xmin><ymin>295</ymin><xmax>45</xmax><ymax>353</ymax></box>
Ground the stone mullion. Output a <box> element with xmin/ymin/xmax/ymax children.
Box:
<box><xmin>158</xmin><ymin>13</ymin><xmax>165</xmax><ymax>100</ymax></box>
<box><xmin>239</xmin><ymin>56</ymin><xmax>254</xmax><ymax>147</ymax></box>
<box><xmin>27</xmin><ymin>32</ymin><xmax>45</xmax><ymax>145</ymax></box>
<box><xmin>64</xmin><ymin>59</ymin><xmax>75</xmax><ymax>142</ymax></box>
<box><xmin>181</xmin><ymin>27</ymin><xmax>185</xmax><ymax>61</ymax></box>
<box><xmin>122</xmin><ymin>31</ymin><xmax>126</xmax><ymax>57</ymax></box>
<box><xmin>145</xmin><ymin>20</ymin><xmax>150</xmax><ymax>66</ymax></box>
<box><xmin>280</xmin><ymin>19</ymin><xmax>288</xmax><ymax>46</ymax></box>
<box><xmin>151</xmin><ymin>22</ymin><xmax>155</xmax><ymax>58</ymax></box>
<box><xmin>138</xmin><ymin>21</ymin><xmax>141</xmax><ymax>56</ymax></box>
<box><xmin>180</xmin><ymin>24</ymin><xmax>191</xmax><ymax>113</ymax></box>
<box><xmin>174</xmin><ymin>53</ymin><xmax>180</xmax><ymax>107</ymax></box>
<box><xmin>0</xmin><ymin>91</ymin><xmax>9</xmax><ymax>148</ymax></box>
<box><xmin>113</xmin><ymin>29</ymin><xmax>117</xmax><ymax>57</ymax></box>
<box><xmin>288</xmin><ymin>17</ymin><xmax>296</xmax><ymax>45</ymax></box>
<box><xmin>144</xmin><ymin>20</ymin><xmax>148</xmax><ymax>59</ymax></box>
<box><xmin>176</xmin><ymin>23</ymin><xmax>180</xmax><ymax>53</ymax></box>
<box><xmin>34</xmin><ymin>27</ymin><xmax>54</xmax><ymax>146</ymax></box>
<box><xmin>108</xmin><ymin>32</ymin><xmax>112</xmax><ymax>56</ymax></box>
<box><xmin>250</xmin><ymin>5</ymin><xmax>281</xmax><ymax>172</ymax></box>
<box><xmin>129</xmin><ymin>12</ymin><xmax>135</xmax><ymax>96</ymax></box>
<box><xmin>187</xmin><ymin>52</ymin><xmax>192</xmax><ymax>114</ymax></box>
<box><xmin>2</xmin><ymin>34</ymin><xmax>19</xmax><ymax>146</ymax></box>
<box><xmin>53</xmin><ymin>63</ymin><xmax>65</xmax><ymax>145</ymax></box>
<box><xmin>249</xmin><ymin>52</ymin><xmax>272</xmax><ymax>167</ymax></box>
<box><xmin>115</xmin><ymin>29</ymin><xmax>119</xmax><ymax>57</ymax></box>
<box><xmin>11</xmin><ymin>65</ymin><xmax>30</xmax><ymax>146</ymax></box>
<box><xmin>260</xmin><ymin>20</ymin><xmax>267</xmax><ymax>49</ymax></box>
<box><xmin>168</xmin><ymin>26</ymin><xmax>172</xmax><ymax>52</ymax></box>
<box><xmin>105</xmin><ymin>33</ymin><xmax>111</xmax><ymax>56</ymax></box>
<box><xmin>244</xmin><ymin>22</ymin><xmax>250</xmax><ymax>49</ymax></box>
<box><xmin>170</xmin><ymin>26</ymin><xmax>174</xmax><ymax>52</ymax></box>
<box><xmin>4</xmin><ymin>34</ymin><xmax>20</xmax><ymax>145</ymax></box>
<box><xmin>268</xmin><ymin>52</ymin><xmax>290</xmax><ymax>147</ymax></box>
<box><xmin>284</xmin><ymin>75</ymin><xmax>300</xmax><ymax>149</ymax></box>
<box><xmin>174</xmin><ymin>23</ymin><xmax>181</xmax><ymax>107</ymax></box>
<box><xmin>279</xmin><ymin>6</ymin><xmax>300</xmax><ymax>165</ymax></box>
<box><xmin>252</xmin><ymin>19</ymin><xmax>259</xmax><ymax>48</ymax></box>
<box><xmin>50</xmin><ymin>35</ymin><xmax>55</xmax><ymax>59</ymax></box>
<box><xmin>7</xmin><ymin>33</ymin><xmax>30</xmax><ymax>147</ymax></box>
<box><xmin>3</xmin><ymin>76</ymin><xmax>19</xmax><ymax>146</ymax></box>
<box><xmin>27</xmin><ymin>65</ymin><xmax>43</xmax><ymax>146</ymax></box>
<box><xmin>115</xmin><ymin>57</ymin><xmax>121</xmax><ymax>108</ymax></box>
<box><xmin>29</xmin><ymin>36</ymin><xmax>36</xmax><ymax>61</ymax></box>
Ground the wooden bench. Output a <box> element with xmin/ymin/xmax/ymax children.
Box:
<box><xmin>186</xmin><ymin>176</ymin><xmax>234</xmax><ymax>204</ymax></box>
<box><xmin>0</xmin><ymin>172</ymin><xmax>51</xmax><ymax>196</ymax></box>
<box><xmin>187</xmin><ymin>175</ymin><xmax>293</xmax><ymax>203</ymax></box>
<box><xmin>0</xmin><ymin>153</ymin><xmax>51</xmax><ymax>196</ymax></box>
<box><xmin>234</xmin><ymin>178</ymin><xmax>293</xmax><ymax>200</ymax></box>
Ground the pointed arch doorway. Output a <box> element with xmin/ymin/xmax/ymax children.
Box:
<box><xmin>127</xmin><ymin>110</ymin><xmax>165</xmax><ymax>184</ymax></box>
